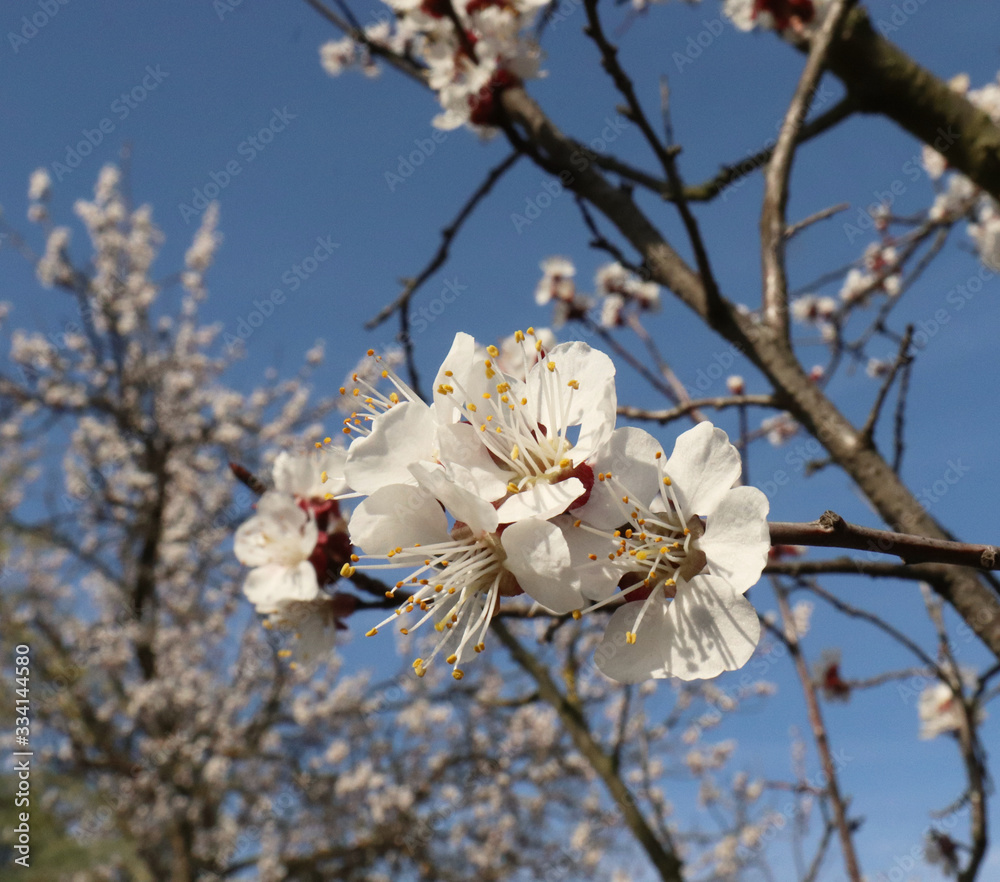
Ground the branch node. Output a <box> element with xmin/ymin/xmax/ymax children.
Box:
<box><xmin>819</xmin><ymin>510</ymin><xmax>844</xmax><ymax>531</ymax></box>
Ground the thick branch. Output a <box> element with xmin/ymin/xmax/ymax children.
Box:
<box><xmin>819</xmin><ymin>6</ymin><xmax>1000</xmax><ymax>202</ymax></box>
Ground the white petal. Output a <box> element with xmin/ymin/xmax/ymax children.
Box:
<box><xmin>349</xmin><ymin>484</ymin><xmax>450</xmax><ymax>555</ymax></box>
<box><xmin>575</xmin><ymin>427</ymin><xmax>664</xmax><ymax>529</ymax></box>
<box><xmin>432</xmin><ymin>332</ymin><xmax>486</xmax><ymax>421</ymax></box>
<box><xmin>526</xmin><ymin>341</ymin><xmax>616</xmax><ymax>460</ymax></box>
<box><xmin>274</xmin><ymin>446</ymin><xmax>348</xmax><ymax>498</ymax></box>
<box><xmin>503</xmin><ymin>517</ymin><xmax>621</xmax><ymax>611</ymax></box>
<box><xmin>501</xmin><ymin>519</ymin><xmax>585</xmax><ymax>614</ymax></box>
<box><xmin>436</xmin><ymin>422</ymin><xmax>509</xmax><ymax>500</ymax></box>
<box><xmin>409</xmin><ymin>461</ymin><xmax>499</xmax><ymax>535</ymax></box>
<box><xmin>597</xmin><ymin>577</ymin><xmax>760</xmax><ymax>683</ymax></box>
<box><xmin>495</xmin><ymin>477</ymin><xmax>584</xmax><ymax>523</ymax></box>
<box><xmin>234</xmin><ymin>493</ymin><xmax>317</xmax><ymax>567</ymax></box>
<box><xmin>700</xmin><ymin>486</ymin><xmax>771</xmax><ymax>594</ymax></box>
<box><xmin>664</xmin><ymin>422</ymin><xmax>742</xmax><ymax>517</ymax></box>
<box><xmin>243</xmin><ymin>562</ymin><xmax>320</xmax><ymax>613</ymax></box>
<box><xmin>344</xmin><ymin>401</ymin><xmax>436</xmax><ymax>494</ymax></box>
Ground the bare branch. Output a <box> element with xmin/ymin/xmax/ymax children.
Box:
<box><xmin>760</xmin><ymin>0</ymin><xmax>856</xmax><ymax>337</ymax></box>
<box><xmin>770</xmin><ymin>511</ymin><xmax>1000</xmax><ymax>570</ymax></box>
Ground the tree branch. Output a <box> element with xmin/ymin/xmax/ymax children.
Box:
<box><xmin>761</xmin><ymin>0</ymin><xmax>855</xmax><ymax>338</ymax></box>
<box><xmin>770</xmin><ymin>511</ymin><xmax>1000</xmax><ymax>570</ymax></box>
<box><xmin>491</xmin><ymin>619</ymin><xmax>684</xmax><ymax>882</ymax></box>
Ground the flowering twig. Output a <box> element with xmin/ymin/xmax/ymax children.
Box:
<box><xmin>859</xmin><ymin>325</ymin><xmax>912</xmax><ymax>445</ymax></box>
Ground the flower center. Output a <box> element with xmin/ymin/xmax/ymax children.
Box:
<box><xmin>344</xmin><ymin>528</ymin><xmax>511</xmax><ymax>680</ymax></box>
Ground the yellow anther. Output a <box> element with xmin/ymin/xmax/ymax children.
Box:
<box><xmin>573</xmin><ymin>519</ymin><xmax>582</xmax><ymax>528</ymax></box>
<box><xmin>546</xmin><ymin>361</ymin><xmax>556</xmax><ymax>372</ymax></box>
<box><xmin>452</xmin><ymin>669</ymin><xmax>465</xmax><ymax>680</ymax></box>
<box><xmin>588</xmin><ymin>553</ymin><xmax>598</xmax><ymax>561</ymax></box>
<box><xmin>527</xmin><ymin>326</ymin><xmax>535</xmax><ymax>335</ymax></box>
<box><xmin>400</xmin><ymin>627</ymin><xmax>409</xmax><ymax>635</ymax></box>
<box><xmin>572</xmin><ymin>609</ymin><xmax>582</xmax><ymax>620</ymax></box>
<box><xmin>339</xmin><ymin>386</ymin><xmax>347</xmax><ymax>394</ymax></box>
<box><xmin>467</xmin><ymin>403</ymin><xmax>478</xmax><ymax>412</ymax></box>
<box><xmin>475</xmin><ymin>643</ymin><xmax>485</xmax><ymax>652</ymax></box>
<box><xmin>626</xmin><ymin>632</ymin><xmax>637</xmax><ymax>645</ymax></box>
<box><xmin>446</xmin><ymin>654</ymin><xmax>458</xmax><ymax>664</ymax></box>
<box><xmin>663</xmin><ymin>476</ymin><xmax>672</xmax><ymax>485</ymax></box>
<box><xmin>559</xmin><ymin>458</ymin><xmax>571</xmax><ymax>468</ymax></box>
<box><xmin>389</xmin><ymin>392</ymin><xmax>399</xmax><ymax>404</ymax></box>
<box><xmin>515</xmin><ymin>330</ymin><xmax>525</xmax><ymax>342</ymax></box>
<box><xmin>367</xmin><ymin>348</ymin><xmax>375</xmax><ymax>356</ymax></box>
<box><xmin>487</xmin><ymin>345</ymin><xmax>499</xmax><ymax>357</ymax></box>
<box><xmin>324</xmin><ymin>437</ymin><xmax>332</xmax><ymax>444</ymax></box>
<box><xmin>278</xmin><ymin>649</ymin><xmax>292</xmax><ymax>658</ymax></box>
<box><xmin>340</xmin><ymin>563</ymin><xmax>356</xmax><ymax>577</ymax></box>
<box><xmin>444</xmin><ymin>369</ymin><xmax>453</xmax><ymax>377</ymax></box>
<box><xmin>511</xmin><ymin>444</ymin><xmax>520</xmax><ymax>460</ymax></box>
<box><xmin>320</xmin><ymin>470</ymin><xmax>328</xmax><ymax>483</ymax></box>
<box><xmin>567</xmin><ymin>379</ymin><xmax>579</xmax><ymax>390</ymax></box>
<box><xmin>637</xmin><ymin>551</ymin><xmax>648</xmax><ymax>561</ymax></box>
<box><xmin>507</xmin><ymin>482</ymin><xmax>520</xmax><ymax>493</ymax></box>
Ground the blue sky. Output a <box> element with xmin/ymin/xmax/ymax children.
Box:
<box><xmin>3</xmin><ymin>0</ymin><xmax>1000</xmax><ymax>877</ymax></box>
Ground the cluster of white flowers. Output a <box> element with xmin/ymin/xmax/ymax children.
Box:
<box><xmin>233</xmin><ymin>447</ymin><xmax>357</xmax><ymax>660</ymax></box>
<box><xmin>838</xmin><ymin>242</ymin><xmax>902</xmax><ymax>306</ymax></box>
<box><xmin>535</xmin><ymin>257</ymin><xmax>661</xmax><ymax>329</ymax></box>
<box><xmin>723</xmin><ymin>0</ymin><xmax>833</xmax><ymax>34</ymax></box>
<box><xmin>319</xmin><ymin>0</ymin><xmax>547</xmax><ymax>131</ymax></box>
<box><xmin>921</xmin><ymin>71</ymin><xmax>1000</xmax><ymax>269</ymax></box>
<box><xmin>249</xmin><ymin>329</ymin><xmax>772</xmax><ymax>684</ymax></box>
<box><xmin>917</xmin><ymin>677</ymin><xmax>986</xmax><ymax>740</ymax></box>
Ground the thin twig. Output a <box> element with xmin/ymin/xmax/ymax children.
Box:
<box><xmin>366</xmin><ymin>151</ymin><xmax>521</xmax><ymax>330</ymax></box>
<box><xmin>617</xmin><ymin>395</ymin><xmax>777</xmax><ymax>424</ymax></box>
<box><xmin>859</xmin><ymin>325</ymin><xmax>912</xmax><ymax>444</ymax></box>
<box><xmin>785</xmin><ymin>202</ymin><xmax>851</xmax><ymax>240</ymax></box>
<box><xmin>799</xmin><ymin>580</ymin><xmax>942</xmax><ymax>672</ymax></box>
<box><xmin>773</xmin><ymin>579</ymin><xmax>863</xmax><ymax>882</ymax></box>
